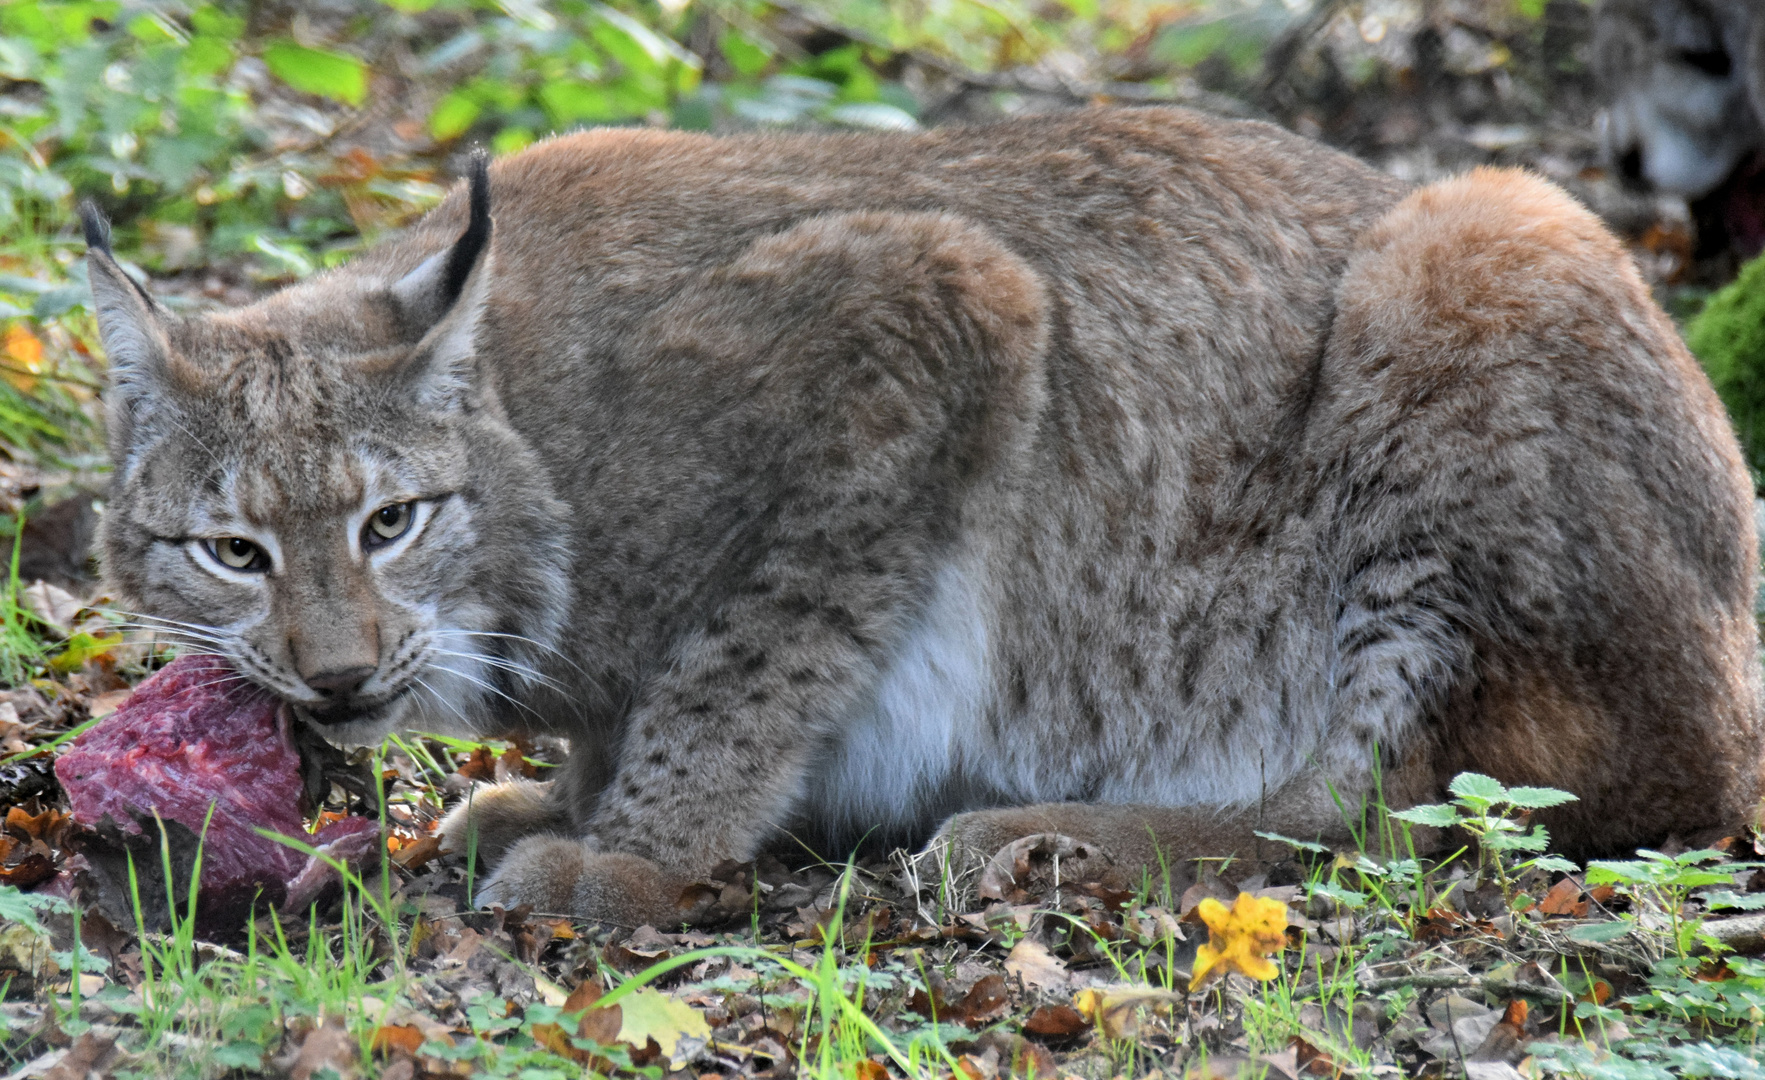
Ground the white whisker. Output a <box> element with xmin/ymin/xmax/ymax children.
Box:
<box><xmin>427</xmin><ymin>647</ymin><xmax>564</xmax><ymax>693</ymax></box>
<box><xmin>428</xmin><ymin>628</ymin><xmax>590</xmax><ymax>679</ymax></box>
<box><xmin>413</xmin><ymin>674</ymin><xmax>474</xmax><ymax>730</ymax></box>
<box><xmin>425</xmin><ymin>661</ymin><xmax>548</xmax><ymax>726</ymax></box>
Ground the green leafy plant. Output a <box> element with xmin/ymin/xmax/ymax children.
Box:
<box><xmin>1583</xmin><ymin>849</ymin><xmax>1759</xmax><ymax>958</ymax></box>
<box><xmin>1387</xmin><ymin>772</ymin><xmax>1578</xmax><ymax>901</ymax></box>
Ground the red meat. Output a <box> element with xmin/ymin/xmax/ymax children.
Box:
<box><xmin>54</xmin><ymin>654</ymin><xmax>378</xmax><ymax>920</ymax></box>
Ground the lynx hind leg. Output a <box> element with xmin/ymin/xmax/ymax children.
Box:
<box><xmin>929</xmin><ymin>802</ymin><xmax>1352</xmax><ymax>901</ymax></box>
<box><xmin>435</xmin><ymin>779</ymin><xmax>571</xmax><ymax>868</ymax></box>
<box><xmin>1321</xmin><ymin>167</ymin><xmax>1762</xmax><ymax>851</ymax></box>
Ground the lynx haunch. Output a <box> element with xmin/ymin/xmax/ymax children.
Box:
<box><xmin>85</xmin><ymin>107</ymin><xmax>1763</xmax><ymax>924</ymax></box>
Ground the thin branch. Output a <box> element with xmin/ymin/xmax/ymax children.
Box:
<box><xmin>1354</xmin><ymin>973</ymin><xmax>1574</xmax><ymax>1007</ymax></box>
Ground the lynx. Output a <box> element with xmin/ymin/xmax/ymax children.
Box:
<box><xmin>85</xmin><ymin>107</ymin><xmax>1763</xmax><ymax>926</ymax></box>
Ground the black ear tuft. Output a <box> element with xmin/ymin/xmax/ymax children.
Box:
<box><xmin>80</xmin><ymin>201</ymin><xmax>113</xmax><ymax>255</ymax></box>
<box><xmin>441</xmin><ymin>150</ymin><xmax>492</xmax><ymax>307</ymax></box>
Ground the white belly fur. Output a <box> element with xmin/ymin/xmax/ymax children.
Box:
<box><xmin>798</xmin><ymin>556</ymin><xmax>998</xmax><ymax>839</ymax></box>
<box><xmin>794</xmin><ymin>556</ymin><xmax>1331</xmax><ymax>843</ymax></box>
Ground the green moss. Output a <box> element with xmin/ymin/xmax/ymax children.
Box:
<box><xmin>1687</xmin><ymin>252</ymin><xmax>1765</xmax><ymax>482</ymax></box>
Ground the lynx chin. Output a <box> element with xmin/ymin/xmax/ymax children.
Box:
<box><xmin>85</xmin><ymin>107</ymin><xmax>1764</xmax><ymax>925</ymax></box>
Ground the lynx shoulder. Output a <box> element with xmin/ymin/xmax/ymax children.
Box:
<box><xmin>85</xmin><ymin>107</ymin><xmax>1763</xmax><ymax>925</ymax></box>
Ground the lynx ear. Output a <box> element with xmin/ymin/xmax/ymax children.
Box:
<box><xmin>389</xmin><ymin>151</ymin><xmax>494</xmax><ymax>409</ymax></box>
<box><xmin>82</xmin><ymin>203</ymin><xmax>180</xmax><ymax>443</ymax></box>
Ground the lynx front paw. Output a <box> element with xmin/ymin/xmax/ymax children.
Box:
<box><xmin>476</xmin><ymin>836</ymin><xmax>712</xmax><ymax>927</ymax></box>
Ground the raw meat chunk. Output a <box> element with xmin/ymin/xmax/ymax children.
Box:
<box><xmin>54</xmin><ymin>655</ymin><xmax>377</xmax><ymax>921</ymax></box>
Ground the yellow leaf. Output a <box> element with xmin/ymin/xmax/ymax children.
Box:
<box><xmin>0</xmin><ymin>922</ymin><xmax>56</xmax><ymax>979</ymax></box>
<box><xmin>49</xmin><ymin>630</ymin><xmax>122</xmax><ymax>674</ymax></box>
<box><xmin>615</xmin><ymin>987</ymin><xmax>710</xmax><ymax>1067</ymax></box>
<box><xmin>1189</xmin><ymin>892</ymin><xmax>1289</xmax><ymax>991</ymax></box>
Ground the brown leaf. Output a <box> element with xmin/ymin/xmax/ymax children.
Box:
<box><xmin>1414</xmin><ymin>907</ymin><xmax>1497</xmax><ymax>944</ymax></box>
<box><xmin>1004</xmin><ymin>938</ymin><xmax>1070</xmax><ymax>993</ymax></box>
<box><xmin>854</xmin><ymin>1060</ymin><xmax>889</xmax><ymax>1080</ymax></box>
<box><xmin>534</xmin><ymin>978</ymin><xmax>624</xmax><ymax>1065</ymax></box>
<box><xmin>908</xmin><ymin>972</ymin><xmax>1011</xmax><ymax>1028</ymax></box>
<box><xmin>391</xmin><ymin>834</ymin><xmax>444</xmax><ymax>870</ymax></box>
<box><xmin>371</xmin><ymin>1025</ymin><xmax>426</xmax><ymax>1057</ymax></box>
<box><xmin>1538</xmin><ymin>878</ymin><xmax>1589</xmax><ymax>918</ymax></box>
<box><xmin>0</xmin><ymin>852</ymin><xmax>54</xmax><ymax>887</ymax></box>
<box><xmin>958</xmin><ymin>973</ymin><xmax>1011</xmax><ymax>1024</ymax></box>
<box><xmin>5</xmin><ymin>804</ymin><xmax>65</xmax><ymax>842</ymax></box>
<box><xmin>43</xmin><ymin>1031</ymin><xmax>120</xmax><ymax>1080</ymax></box>
<box><xmin>1291</xmin><ymin>1034</ymin><xmax>1345</xmax><ymax>1077</ymax></box>
<box><xmin>494</xmin><ymin>745</ymin><xmax>537</xmax><ymax>781</ymax></box>
<box><xmin>962</xmin><ymin>1031</ymin><xmax>1057</xmax><ymax>1079</ymax></box>
<box><xmin>1470</xmin><ymin>1000</ymin><xmax>1530</xmax><ymax>1064</ymax></box>
<box><xmin>1022</xmin><ymin>1004</ymin><xmax>1087</xmax><ymax>1039</ymax></box>
<box><xmin>288</xmin><ymin>1020</ymin><xmax>360</xmax><ymax>1080</ymax></box>
<box><xmin>454</xmin><ymin>746</ymin><xmax>496</xmax><ymax>782</ymax></box>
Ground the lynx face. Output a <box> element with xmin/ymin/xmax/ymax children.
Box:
<box><xmin>87</xmin><ymin>182</ymin><xmax>572</xmax><ymax>745</ymax></box>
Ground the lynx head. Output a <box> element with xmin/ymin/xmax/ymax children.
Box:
<box><xmin>85</xmin><ymin>157</ymin><xmax>572</xmax><ymax>744</ymax></box>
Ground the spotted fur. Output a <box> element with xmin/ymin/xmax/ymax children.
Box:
<box><xmin>88</xmin><ymin>108</ymin><xmax>1763</xmax><ymax>924</ymax></box>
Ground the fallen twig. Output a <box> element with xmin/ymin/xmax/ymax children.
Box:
<box><xmin>1354</xmin><ymin>973</ymin><xmax>1574</xmax><ymax>1007</ymax></box>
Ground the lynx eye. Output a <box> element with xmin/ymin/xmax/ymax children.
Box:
<box><xmin>206</xmin><ymin>537</ymin><xmax>269</xmax><ymax>572</ymax></box>
<box><xmin>365</xmin><ymin>502</ymin><xmax>415</xmax><ymax>547</ymax></box>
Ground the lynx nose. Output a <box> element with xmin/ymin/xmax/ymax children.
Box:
<box><xmin>305</xmin><ymin>665</ymin><xmax>375</xmax><ymax>699</ymax></box>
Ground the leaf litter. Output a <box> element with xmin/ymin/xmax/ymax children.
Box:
<box><xmin>0</xmin><ymin>590</ymin><xmax>1760</xmax><ymax>1079</ymax></box>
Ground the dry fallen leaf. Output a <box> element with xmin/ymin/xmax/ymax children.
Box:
<box><xmin>1190</xmin><ymin>892</ymin><xmax>1289</xmax><ymax>990</ymax></box>
<box><xmin>43</xmin><ymin>1031</ymin><xmax>120</xmax><ymax>1080</ymax></box>
<box><xmin>391</xmin><ymin>833</ymin><xmax>444</xmax><ymax>870</ymax></box>
<box><xmin>21</xmin><ymin>580</ymin><xmax>83</xmax><ymax>634</ymax></box>
<box><xmin>1537</xmin><ymin>877</ymin><xmax>1589</xmax><ymax>917</ymax></box>
<box><xmin>454</xmin><ymin>746</ymin><xmax>496</xmax><ymax>782</ymax></box>
<box><xmin>1022</xmin><ymin>1003</ymin><xmax>1088</xmax><ymax>1038</ymax></box>
<box><xmin>616</xmin><ymin>986</ymin><xmax>712</xmax><ymax>1067</ymax></box>
<box><xmin>909</xmin><ymin>973</ymin><xmax>1011</xmax><ymax>1028</ymax></box>
<box><xmin>534</xmin><ymin>979</ymin><xmax>625</xmax><ymax>1066</ymax></box>
<box><xmin>1004</xmin><ymin>937</ymin><xmax>1070</xmax><ymax>992</ymax></box>
<box><xmin>287</xmin><ymin>1018</ymin><xmax>360</xmax><ymax>1080</ymax></box>
<box><xmin>371</xmin><ymin>1024</ymin><xmax>427</xmax><ymax>1057</ymax></box>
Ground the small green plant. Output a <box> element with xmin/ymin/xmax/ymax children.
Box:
<box><xmin>0</xmin><ymin>507</ymin><xmax>47</xmax><ymax>685</ymax></box>
<box><xmin>1583</xmin><ymin>849</ymin><xmax>1762</xmax><ymax>958</ymax></box>
<box><xmin>1387</xmin><ymin>772</ymin><xmax>1578</xmax><ymax>902</ymax></box>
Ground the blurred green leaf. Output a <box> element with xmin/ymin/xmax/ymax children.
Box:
<box><xmin>430</xmin><ymin>89</ymin><xmax>482</xmax><ymax>140</ymax></box>
<box><xmin>720</xmin><ymin>28</ymin><xmax>772</xmax><ymax>77</ymax></box>
<box><xmin>263</xmin><ymin>40</ymin><xmax>368</xmax><ymax>107</ymax></box>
